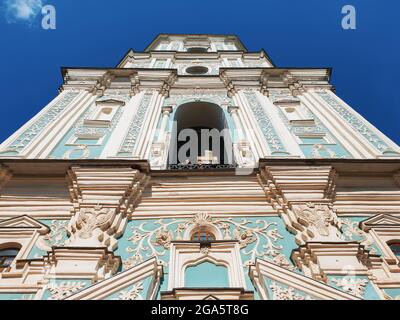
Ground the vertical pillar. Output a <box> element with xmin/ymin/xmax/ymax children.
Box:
<box><xmin>228</xmin><ymin>106</ymin><xmax>255</xmax><ymax>167</ymax></box>
<box><xmin>157</xmin><ymin>106</ymin><xmax>173</xmax><ymax>143</ymax></box>
<box><xmin>150</xmin><ymin>106</ymin><xmax>173</xmax><ymax>169</ymax></box>
<box><xmin>228</xmin><ymin>106</ymin><xmax>245</xmax><ymax>142</ymax></box>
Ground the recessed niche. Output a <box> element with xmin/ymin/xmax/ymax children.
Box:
<box><xmin>186</xmin><ymin>47</ymin><xmax>208</xmax><ymax>53</ymax></box>
<box><xmin>185</xmin><ymin>66</ymin><xmax>209</xmax><ymax>75</ymax></box>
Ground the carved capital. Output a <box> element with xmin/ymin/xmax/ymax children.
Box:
<box><xmin>159</xmin><ymin>72</ymin><xmax>177</xmax><ymax>97</ymax></box>
<box><xmin>161</xmin><ymin>106</ymin><xmax>173</xmax><ymax>115</ymax></box>
<box><xmin>220</xmin><ymin>71</ymin><xmax>237</xmax><ymax>97</ymax></box>
<box><xmin>291</xmin><ymin>202</ymin><xmax>341</xmax><ymax>241</ymax></box>
<box><xmin>258</xmin><ymin>165</ymin><xmax>341</xmax><ymax>243</ymax></box>
<box><xmin>260</xmin><ymin>71</ymin><xmax>269</xmax><ymax>96</ymax></box>
<box><xmin>66</xmin><ymin>166</ymin><xmax>148</xmax><ymax>250</ymax></box>
<box><xmin>227</xmin><ymin>105</ymin><xmax>239</xmax><ymax>114</ymax></box>
<box><xmin>130</xmin><ymin>73</ymin><xmax>140</xmax><ymax>96</ymax></box>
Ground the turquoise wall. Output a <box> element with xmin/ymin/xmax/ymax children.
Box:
<box><xmin>185</xmin><ymin>262</ymin><xmax>229</xmax><ymax>288</ymax></box>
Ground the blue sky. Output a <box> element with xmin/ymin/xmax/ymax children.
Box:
<box><xmin>0</xmin><ymin>0</ymin><xmax>399</xmax><ymax>145</ymax></box>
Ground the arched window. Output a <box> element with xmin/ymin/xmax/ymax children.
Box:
<box><xmin>0</xmin><ymin>246</ymin><xmax>20</xmax><ymax>272</ymax></box>
<box><xmin>388</xmin><ymin>241</ymin><xmax>400</xmax><ymax>257</ymax></box>
<box><xmin>191</xmin><ymin>226</ymin><xmax>216</xmax><ymax>242</ymax></box>
<box><xmin>169</xmin><ymin>101</ymin><xmax>234</xmax><ymax>166</ymax></box>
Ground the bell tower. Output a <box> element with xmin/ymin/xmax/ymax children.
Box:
<box><xmin>0</xmin><ymin>34</ymin><xmax>399</xmax><ymax>301</ymax></box>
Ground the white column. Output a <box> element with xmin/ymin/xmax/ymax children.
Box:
<box><xmin>228</xmin><ymin>106</ymin><xmax>245</xmax><ymax>141</ymax></box>
<box><xmin>157</xmin><ymin>106</ymin><xmax>173</xmax><ymax>143</ymax></box>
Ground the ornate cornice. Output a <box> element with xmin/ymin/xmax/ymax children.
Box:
<box><xmin>66</xmin><ymin>165</ymin><xmax>149</xmax><ymax>251</ymax></box>
<box><xmin>258</xmin><ymin>165</ymin><xmax>341</xmax><ymax>243</ymax></box>
<box><xmin>61</xmin><ymin>68</ymin><xmax>178</xmax><ymax>96</ymax></box>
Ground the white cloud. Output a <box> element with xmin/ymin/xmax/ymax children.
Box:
<box><xmin>3</xmin><ymin>0</ymin><xmax>43</xmax><ymax>23</ymax></box>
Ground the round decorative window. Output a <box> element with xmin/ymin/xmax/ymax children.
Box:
<box><xmin>185</xmin><ymin>66</ymin><xmax>209</xmax><ymax>75</ymax></box>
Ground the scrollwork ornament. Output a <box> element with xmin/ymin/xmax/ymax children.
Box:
<box><xmin>270</xmin><ymin>282</ymin><xmax>313</xmax><ymax>300</ymax></box>
<box><xmin>117</xmin><ymin>282</ymin><xmax>144</xmax><ymax>300</ymax></box>
<box><xmin>123</xmin><ymin>213</ymin><xmax>288</xmax><ymax>269</ymax></box>
<box><xmin>47</xmin><ymin>281</ymin><xmax>86</xmax><ymax>300</ymax></box>
<box><xmin>154</xmin><ymin>229</ymin><xmax>173</xmax><ymax>249</ymax></box>
<box><xmin>331</xmin><ymin>277</ymin><xmax>368</xmax><ymax>298</ymax></box>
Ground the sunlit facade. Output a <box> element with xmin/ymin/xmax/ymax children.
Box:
<box><xmin>0</xmin><ymin>34</ymin><xmax>400</xmax><ymax>300</ymax></box>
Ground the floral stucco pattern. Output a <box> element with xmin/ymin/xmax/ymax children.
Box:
<box><xmin>121</xmin><ymin>213</ymin><xmax>290</xmax><ymax>269</ymax></box>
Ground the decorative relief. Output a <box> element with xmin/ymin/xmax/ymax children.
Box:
<box><xmin>74</xmin><ymin>95</ymin><xmax>128</xmax><ymax>137</ymax></box>
<box><xmin>311</xmin><ymin>144</ymin><xmax>340</xmax><ymax>159</ymax></box>
<box><xmin>316</xmin><ymin>91</ymin><xmax>397</xmax><ymax>154</ymax></box>
<box><xmin>293</xmin><ymin>203</ymin><xmax>340</xmax><ymax>239</ymax></box>
<box><xmin>117</xmin><ymin>282</ymin><xmax>144</xmax><ymax>300</ymax></box>
<box><xmin>66</xmin><ymin>167</ymin><xmax>147</xmax><ymax>251</ymax></box>
<box><xmin>270</xmin><ymin>282</ymin><xmax>313</xmax><ymax>300</ymax></box>
<box><xmin>38</xmin><ymin>220</ymin><xmax>68</xmax><ymax>248</ymax></box>
<box><xmin>119</xmin><ymin>92</ymin><xmax>153</xmax><ymax>154</ymax></box>
<box><xmin>121</xmin><ymin>213</ymin><xmax>289</xmax><ymax>270</ymax></box>
<box><xmin>275</xmin><ymin>100</ymin><xmax>326</xmax><ymax>137</ymax></box>
<box><xmin>75</xmin><ymin>205</ymin><xmax>115</xmax><ymax>239</ymax></box>
<box><xmin>272</xmin><ymin>90</ymin><xmax>350</xmax><ymax>159</ymax></box>
<box><xmin>331</xmin><ymin>277</ymin><xmax>368</xmax><ymax>298</ymax></box>
<box><xmin>30</xmin><ymin>220</ymin><xmax>69</xmax><ymax>258</ymax></box>
<box><xmin>164</xmin><ymin>90</ymin><xmax>233</xmax><ymax>107</ymax></box>
<box><xmin>154</xmin><ymin>229</ymin><xmax>173</xmax><ymax>249</ymax></box>
<box><xmin>6</xmin><ymin>91</ymin><xmax>79</xmax><ymax>153</ymax></box>
<box><xmin>268</xmin><ymin>89</ymin><xmax>298</xmax><ymax>103</ymax></box>
<box><xmin>272</xmin><ymin>254</ymin><xmax>296</xmax><ymax>271</ymax></box>
<box><xmin>52</xmin><ymin>94</ymin><xmax>128</xmax><ymax>159</ymax></box>
<box><xmin>62</xmin><ymin>145</ymin><xmax>90</xmax><ymax>160</ymax></box>
<box><xmin>340</xmin><ymin>218</ymin><xmax>378</xmax><ymax>254</ymax></box>
<box><xmin>243</xmin><ymin>91</ymin><xmax>287</xmax><ymax>154</ymax></box>
<box><xmin>47</xmin><ymin>281</ymin><xmax>86</xmax><ymax>300</ymax></box>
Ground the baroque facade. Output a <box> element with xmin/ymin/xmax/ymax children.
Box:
<box><xmin>0</xmin><ymin>34</ymin><xmax>400</xmax><ymax>300</ymax></box>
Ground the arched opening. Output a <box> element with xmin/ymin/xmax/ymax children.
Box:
<box><xmin>190</xmin><ymin>226</ymin><xmax>216</xmax><ymax>242</ymax></box>
<box><xmin>185</xmin><ymin>261</ymin><xmax>229</xmax><ymax>288</ymax></box>
<box><xmin>0</xmin><ymin>243</ymin><xmax>21</xmax><ymax>272</ymax></box>
<box><xmin>388</xmin><ymin>241</ymin><xmax>400</xmax><ymax>257</ymax></box>
<box><xmin>168</xmin><ymin>102</ymin><xmax>233</xmax><ymax>166</ymax></box>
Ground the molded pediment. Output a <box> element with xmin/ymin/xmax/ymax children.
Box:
<box><xmin>361</xmin><ymin>214</ymin><xmax>400</xmax><ymax>231</ymax></box>
<box><xmin>203</xmin><ymin>294</ymin><xmax>219</xmax><ymax>300</ymax></box>
<box><xmin>249</xmin><ymin>258</ymin><xmax>361</xmax><ymax>300</ymax></box>
<box><xmin>0</xmin><ymin>215</ymin><xmax>49</xmax><ymax>234</ymax></box>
